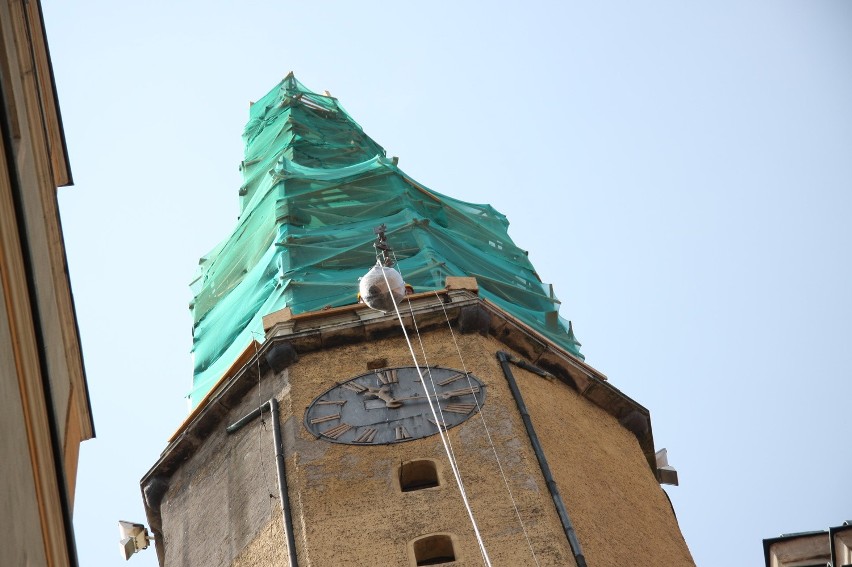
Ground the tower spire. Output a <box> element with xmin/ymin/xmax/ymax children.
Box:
<box><xmin>189</xmin><ymin>76</ymin><xmax>582</xmax><ymax>404</ymax></box>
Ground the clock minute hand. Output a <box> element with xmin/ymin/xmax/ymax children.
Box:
<box><xmin>393</xmin><ymin>393</ymin><xmax>436</xmax><ymax>403</ymax></box>
<box><xmin>395</xmin><ymin>386</ymin><xmax>480</xmax><ymax>403</ymax></box>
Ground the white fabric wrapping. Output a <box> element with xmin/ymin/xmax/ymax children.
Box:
<box><xmin>359</xmin><ymin>264</ymin><xmax>405</xmax><ymax>312</ymax></box>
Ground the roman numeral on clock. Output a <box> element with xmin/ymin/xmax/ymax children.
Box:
<box><xmin>376</xmin><ymin>369</ymin><xmax>398</xmax><ymax>385</ymax></box>
<box><xmin>443</xmin><ymin>403</ymin><xmax>476</xmax><ymax>414</ymax></box>
<box><xmin>342</xmin><ymin>381</ymin><xmax>367</xmax><ymax>393</ymax></box>
<box><xmin>395</xmin><ymin>426</ymin><xmax>411</xmax><ymax>440</ymax></box>
<box><xmin>323</xmin><ymin>423</ymin><xmax>353</xmax><ymax>439</ymax></box>
<box><xmin>353</xmin><ymin>428</ymin><xmax>377</xmax><ymax>443</ymax></box>
<box><xmin>437</xmin><ymin>372</ymin><xmax>466</xmax><ymax>386</ymax></box>
<box><xmin>444</xmin><ymin>386</ymin><xmax>480</xmax><ymax>398</ymax></box>
<box><xmin>309</xmin><ymin>413</ymin><xmax>341</xmax><ymax>424</ymax></box>
<box><xmin>315</xmin><ymin>399</ymin><xmax>346</xmax><ymax>406</ymax></box>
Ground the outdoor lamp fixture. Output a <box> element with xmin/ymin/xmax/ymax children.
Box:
<box><xmin>655</xmin><ymin>448</ymin><xmax>680</xmax><ymax>486</ymax></box>
<box><xmin>118</xmin><ymin>520</ymin><xmax>152</xmax><ymax>560</ymax></box>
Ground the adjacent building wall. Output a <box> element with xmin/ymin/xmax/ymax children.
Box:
<box><xmin>0</xmin><ymin>2</ymin><xmax>94</xmax><ymax>566</ymax></box>
<box><xmin>763</xmin><ymin>523</ymin><xmax>852</xmax><ymax>567</ymax></box>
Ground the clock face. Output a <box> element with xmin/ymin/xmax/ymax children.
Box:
<box><xmin>304</xmin><ymin>366</ymin><xmax>486</xmax><ymax>445</ymax></box>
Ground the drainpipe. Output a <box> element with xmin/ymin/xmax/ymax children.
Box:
<box><xmin>496</xmin><ymin>351</ymin><xmax>588</xmax><ymax>567</ymax></box>
<box><xmin>227</xmin><ymin>398</ymin><xmax>298</xmax><ymax>567</ymax></box>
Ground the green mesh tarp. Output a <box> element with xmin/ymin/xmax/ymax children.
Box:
<box><xmin>189</xmin><ymin>74</ymin><xmax>582</xmax><ymax>405</ymax></box>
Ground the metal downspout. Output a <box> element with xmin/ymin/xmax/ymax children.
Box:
<box><xmin>496</xmin><ymin>351</ymin><xmax>588</xmax><ymax>567</ymax></box>
<box><xmin>226</xmin><ymin>399</ymin><xmax>298</xmax><ymax>567</ymax></box>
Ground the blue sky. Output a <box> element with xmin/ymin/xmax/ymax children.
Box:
<box><xmin>43</xmin><ymin>2</ymin><xmax>852</xmax><ymax>565</ymax></box>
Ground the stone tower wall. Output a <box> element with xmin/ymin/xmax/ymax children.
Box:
<box><xmin>154</xmin><ymin>322</ymin><xmax>692</xmax><ymax>566</ymax></box>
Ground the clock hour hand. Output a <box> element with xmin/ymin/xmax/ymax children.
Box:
<box><xmin>361</xmin><ymin>385</ymin><xmax>403</xmax><ymax>409</ymax></box>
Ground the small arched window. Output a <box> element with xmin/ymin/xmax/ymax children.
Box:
<box><xmin>399</xmin><ymin>459</ymin><xmax>439</xmax><ymax>492</ymax></box>
<box><xmin>413</xmin><ymin>534</ymin><xmax>456</xmax><ymax>565</ymax></box>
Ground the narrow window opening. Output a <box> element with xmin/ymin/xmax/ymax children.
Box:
<box><xmin>413</xmin><ymin>534</ymin><xmax>455</xmax><ymax>565</ymax></box>
<box><xmin>399</xmin><ymin>460</ymin><xmax>439</xmax><ymax>492</ymax></box>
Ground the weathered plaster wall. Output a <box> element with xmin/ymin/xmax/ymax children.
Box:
<box><xmin>157</xmin><ymin>371</ymin><xmax>290</xmax><ymax>566</ymax></box>
<box><xmin>507</xmin><ymin>358</ymin><xmax>695</xmax><ymax>565</ymax></box>
<box><xmin>278</xmin><ymin>329</ymin><xmax>574</xmax><ymax>566</ymax></box>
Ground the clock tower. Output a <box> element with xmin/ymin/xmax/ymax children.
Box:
<box><xmin>140</xmin><ymin>75</ymin><xmax>694</xmax><ymax>566</ymax></box>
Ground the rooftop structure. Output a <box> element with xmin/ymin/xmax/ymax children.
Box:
<box><xmin>763</xmin><ymin>521</ymin><xmax>852</xmax><ymax>567</ymax></box>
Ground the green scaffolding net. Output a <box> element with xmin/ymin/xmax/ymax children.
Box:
<box><xmin>189</xmin><ymin>74</ymin><xmax>582</xmax><ymax>405</ymax></box>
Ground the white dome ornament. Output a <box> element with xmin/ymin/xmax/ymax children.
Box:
<box><xmin>359</xmin><ymin>224</ymin><xmax>406</xmax><ymax>313</ymax></box>
<box><xmin>359</xmin><ymin>263</ymin><xmax>405</xmax><ymax>313</ymax></box>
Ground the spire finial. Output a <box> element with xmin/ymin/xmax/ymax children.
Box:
<box><xmin>373</xmin><ymin>224</ymin><xmax>393</xmax><ymax>267</ymax></box>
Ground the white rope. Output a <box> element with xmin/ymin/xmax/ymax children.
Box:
<box><xmin>389</xmin><ymin>257</ymin><xmax>476</xmax><ymax>527</ymax></box>
<box><xmin>391</xmin><ymin>250</ymin><xmax>539</xmax><ymax>564</ymax></box>
<box><xmin>392</xmin><ymin>274</ymin><xmax>462</xmax><ymax>476</ymax></box>
<box><xmin>375</xmin><ymin>261</ymin><xmax>493</xmax><ymax>567</ymax></box>
<box><xmin>435</xmin><ymin>292</ymin><xmax>542</xmax><ymax>566</ymax></box>
<box><xmin>400</xmin><ymin>294</ymin><xmax>482</xmax><ymax>549</ymax></box>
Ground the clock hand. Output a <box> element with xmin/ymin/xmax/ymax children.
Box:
<box><xmin>395</xmin><ymin>386</ymin><xmax>480</xmax><ymax>403</ymax></box>
<box><xmin>393</xmin><ymin>394</ymin><xmax>444</xmax><ymax>404</ymax></box>
<box><xmin>360</xmin><ymin>385</ymin><xmax>403</xmax><ymax>408</ymax></box>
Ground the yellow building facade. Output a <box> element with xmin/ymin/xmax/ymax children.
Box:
<box><xmin>0</xmin><ymin>2</ymin><xmax>94</xmax><ymax>566</ymax></box>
